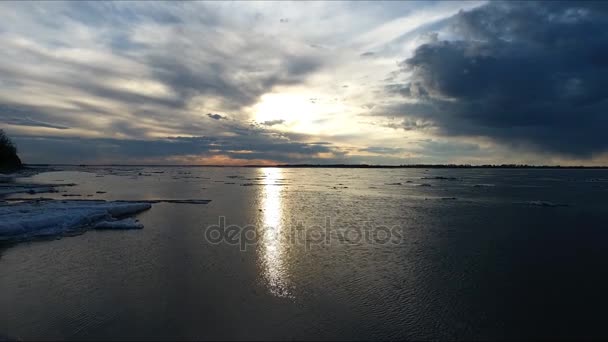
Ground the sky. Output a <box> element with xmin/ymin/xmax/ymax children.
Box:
<box><xmin>1</xmin><ymin>1</ymin><xmax>607</xmax><ymax>165</ymax></box>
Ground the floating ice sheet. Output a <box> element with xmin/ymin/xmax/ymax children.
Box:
<box><xmin>0</xmin><ymin>200</ymin><xmax>151</xmax><ymax>242</ymax></box>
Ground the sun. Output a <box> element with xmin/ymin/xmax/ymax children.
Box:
<box><xmin>252</xmin><ymin>93</ymin><xmax>317</xmax><ymax>126</ymax></box>
<box><xmin>249</xmin><ymin>90</ymin><xmax>356</xmax><ymax>135</ymax></box>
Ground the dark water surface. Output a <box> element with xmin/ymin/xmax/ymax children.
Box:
<box><xmin>1</xmin><ymin>167</ymin><xmax>608</xmax><ymax>340</ymax></box>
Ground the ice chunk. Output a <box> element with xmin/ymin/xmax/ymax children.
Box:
<box><xmin>0</xmin><ymin>174</ymin><xmax>15</xmax><ymax>183</ymax></box>
<box><xmin>421</xmin><ymin>176</ymin><xmax>459</xmax><ymax>181</ymax></box>
<box><xmin>0</xmin><ymin>200</ymin><xmax>151</xmax><ymax>242</ymax></box>
<box><xmin>94</xmin><ymin>218</ymin><xmax>144</xmax><ymax>230</ymax></box>
<box><xmin>106</xmin><ymin>202</ymin><xmax>152</xmax><ymax>215</ymax></box>
<box><xmin>115</xmin><ymin>199</ymin><xmax>211</xmax><ymax>205</ymax></box>
<box><xmin>527</xmin><ymin>200</ymin><xmax>569</xmax><ymax>208</ymax></box>
<box><xmin>0</xmin><ymin>181</ymin><xmax>74</xmax><ymax>196</ymax></box>
<box><xmin>0</xmin><ymin>184</ymin><xmax>56</xmax><ymax>196</ymax></box>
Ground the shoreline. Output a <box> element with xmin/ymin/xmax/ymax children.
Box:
<box><xmin>21</xmin><ymin>164</ymin><xmax>608</xmax><ymax>169</ymax></box>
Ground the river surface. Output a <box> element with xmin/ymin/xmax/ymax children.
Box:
<box><xmin>1</xmin><ymin>166</ymin><xmax>608</xmax><ymax>340</ymax></box>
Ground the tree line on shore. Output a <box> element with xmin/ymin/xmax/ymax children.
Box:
<box><xmin>0</xmin><ymin>129</ymin><xmax>22</xmax><ymax>172</ymax></box>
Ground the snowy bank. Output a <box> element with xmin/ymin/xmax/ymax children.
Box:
<box><xmin>0</xmin><ymin>200</ymin><xmax>151</xmax><ymax>242</ymax></box>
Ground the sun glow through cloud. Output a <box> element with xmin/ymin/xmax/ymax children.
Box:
<box><xmin>251</xmin><ymin>91</ymin><xmax>355</xmax><ymax>136</ymax></box>
<box><xmin>253</xmin><ymin>93</ymin><xmax>314</xmax><ymax>128</ymax></box>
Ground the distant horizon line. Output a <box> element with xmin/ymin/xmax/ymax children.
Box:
<box><xmin>24</xmin><ymin>163</ymin><xmax>608</xmax><ymax>169</ymax></box>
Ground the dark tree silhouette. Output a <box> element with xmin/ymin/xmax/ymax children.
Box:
<box><xmin>0</xmin><ymin>129</ymin><xmax>22</xmax><ymax>171</ymax></box>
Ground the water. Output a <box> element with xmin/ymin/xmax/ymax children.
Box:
<box><xmin>1</xmin><ymin>167</ymin><xmax>608</xmax><ymax>340</ymax></box>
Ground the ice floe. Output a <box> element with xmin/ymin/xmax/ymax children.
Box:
<box><xmin>135</xmin><ymin>199</ymin><xmax>211</xmax><ymax>204</ymax></box>
<box><xmin>0</xmin><ymin>167</ymin><xmax>54</xmax><ymax>180</ymax></box>
<box><xmin>527</xmin><ymin>200</ymin><xmax>569</xmax><ymax>208</ymax></box>
<box><xmin>0</xmin><ymin>183</ymin><xmax>66</xmax><ymax>196</ymax></box>
<box><xmin>94</xmin><ymin>218</ymin><xmax>144</xmax><ymax>230</ymax></box>
<box><xmin>0</xmin><ymin>200</ymin><xmax>151</xmax><ymax>242</ymax></box>
<box><xmin>473</xmin><ymin>183</ymin><xmax>495</xmax><ymax>188</ymax></box>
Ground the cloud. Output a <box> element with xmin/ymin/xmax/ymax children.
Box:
<box><xmin>386</xmin><ymin>1</ymin><xmax>608</xmax><ymax>157</ymax></box>
<box><xmin>387</xmin><ymin>118</ymin><xmax>434</xmax><ymax>131</ymax></box>
<box><xmin>0</xmin><ymin>1</ymin><xmax>326</xmax><ymax>137</ymax></box>
<box><xmin>13</xmin><ymin>130</ymin><xmax>343</xmax><ymax>165</ymax></box>
<box><xmin>5</xmin><ymin>1</ymin><xmax>606</xmax><ymax>165</ymax></box>
<box><xmin>260</xmin><ymin>119</ymin><xmax>285</xmax><ymax>126</ymax></box>
<box><xmin>359</xmin><ymin>146</ymin><xmax>404</xmax><ymax>154</ymax></box>
<box><xmin>0</xmin><ymin>104</ymin><xmax>71</xmax><ymax>130</ymax></box>
<box><xmin>207</xmin><ymin>113</ymin><xmax>226</xmax><ymax>120</ymax></box>
<box><xmin>0</xmin><ymin>117</ymin><xmax>69</xmax><ymax>130</ymax></box>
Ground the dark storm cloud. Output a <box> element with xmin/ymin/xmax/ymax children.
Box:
<box><xmin>390</xmin><ymin>1</ymin><xmax>608</xmax><ymax>156</ymax></box>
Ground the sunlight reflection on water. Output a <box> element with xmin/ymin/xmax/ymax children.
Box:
<box><xmin>258</xmin><ymin>167</ymin><xmax>292</xmax><ymax>298</ymax></box>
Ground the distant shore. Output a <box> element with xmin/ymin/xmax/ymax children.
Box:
<box><xmin>23</xmin><ymin>164</ymin><xmax>608</xmax><ymax>169</ymax></box>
